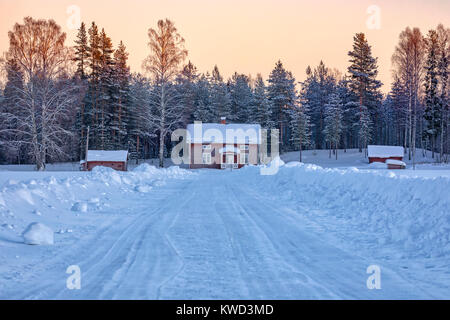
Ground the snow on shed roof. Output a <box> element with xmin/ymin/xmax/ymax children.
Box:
<box><xmin>368</xmin><ymin>145</ymin><xmax>404</xmax><ymax>158</ymax></box>
<box><xmin>86</xmin><ymin>150</ymin><xmax>128</xmax><ymax>162</ymax></box>
<box><xmin>186</xmin><ymin>123</ymin><xmax>261</xmax><ymax>144</ymax></box>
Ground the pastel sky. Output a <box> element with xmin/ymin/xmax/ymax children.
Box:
<box><xmin>0</xmin><ymin>0</ymin><xmax>449</xmax><ymax>92</ymax></box>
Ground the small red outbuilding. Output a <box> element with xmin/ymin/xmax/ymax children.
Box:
<box><xmin>83</xmin><ymin>150</ymin><xmax>129</xmax><ymax>171</ymax></box>
<box><xmin>367</xmin><ymin>145</ymin><xmax>404</xmax><ymax>164</ymax></box>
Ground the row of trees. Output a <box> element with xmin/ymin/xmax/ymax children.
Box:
<box><xmin>390</xmin><ymin>25</ymin><xmax>449</xmax><ymax>165</ymax></box>
<box><xmin>0</xmin><ymin>17</ymin><xmax>449</xmax><ymax>169</ymax></box>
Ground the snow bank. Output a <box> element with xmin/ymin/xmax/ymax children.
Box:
<box><xmin>386</xmin><ymin>159</ymin><xmax>406</xmax><ymax>166</ymax></box>
<box><xmin>368</xmin><ymin>162</ymin><xmax>388</xmax><ymax>169</ymax></box>
<box><xmin>22</xmin><ymin>222</ymin><xmax>54</xmax><ymax>245</ymax></box>
<box><xmin>243</xmin><ymin>164</ymin><xmax>450</xmax><ymax>258</ymax></box>
<box><xmin>0</xmin><ymin>165</ymin><xmax>195</xmax><ymax>245</ymax></box>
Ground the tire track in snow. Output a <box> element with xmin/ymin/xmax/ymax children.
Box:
<box><xmin>222</xmin><ymin>176</ymin><xmax>336</xmax><ymax>299</ymax></box>
<box><xmin>9</xmin><ymin>178</ymin><xmax>196</xmax><ymax>299</ymax></box>
<box><xmin>230</xmin><ymin>177</ymin><xmax>431</xmax><ymax>299</ymax></box>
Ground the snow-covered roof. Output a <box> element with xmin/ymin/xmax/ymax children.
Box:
<box><xmin>186</xmin><ymin>123</ymin><xmax>261</xmax><ymax>144</ymax></box>
<box><xmin>367</xmin><ymin>145</ymin><xmax>404</xmax><ymax>158</ymax></box>
<box><xmin>86</xmin><ymin>150</ymin><xmax>128</xmax><ymax>162</ymax></box>
<box><xmin>218</xmin><ymin>146</ymin><xmax>241</xmax><ymax>154</ymax></box>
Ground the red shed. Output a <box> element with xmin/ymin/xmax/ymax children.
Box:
<box><xmin>84</xmin><ymin>150</ymin><xmax>129</xmax><ymax>171</ymax></box>
<box><xmin>367</xmin><ymin>145</ymin><xmax>404</xmax><ymax>163</ymax></box>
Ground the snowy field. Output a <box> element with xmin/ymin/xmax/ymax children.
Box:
<box><xmin>0</xmin><ymin>150</ymin><xmax>449</xmax><ymax>299</ymax></box>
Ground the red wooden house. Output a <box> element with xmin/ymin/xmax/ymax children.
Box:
<box><xmin>82</xmin><ymin>150</ymin><xmax>129</xmax><ymax>171</ymax></box>
<box><xmin>367</xmin><ymin>145</ymin><xmax>404</xmax><ymax>164</ymax></box>
<box><xmin>186</xmin><ymin>117</ymin><xmax>261</xmax><ymax>169</ymax></box>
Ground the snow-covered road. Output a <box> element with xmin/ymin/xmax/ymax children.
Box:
<box><xmin>0</xmin><ymin>164</ymin><xmax>449</xmax><ymax>299</ymax></box>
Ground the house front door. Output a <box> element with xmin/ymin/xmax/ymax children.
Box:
<box><xmin>226</xmin><ymin>154</ymin><xmax>234</xmax><ymax>164</ymax></box>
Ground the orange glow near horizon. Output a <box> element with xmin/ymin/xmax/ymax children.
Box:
<box><xmin>0</xmin><ymin>0</ymin><xmax>449</xmax><ymax>92</ymax></box>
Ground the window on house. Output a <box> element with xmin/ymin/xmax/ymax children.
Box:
<box><xmin>240</xmin><ymin>145</ymin><xmax>249</xmax><ymax>150</ymax></box>
<box><xmin>240</xmin><ymin>153</ymin><xmax>249</xmax><ymax>164</ymax></box>
<box><xmin>202</xmin><ymin>152</ymin><xmax>211</xmax><ymax>164</ymax></box>
<box><xmin>202</xmin><ymin>144</ymin><xmax>211</xmax><ymax>150</ymax></box>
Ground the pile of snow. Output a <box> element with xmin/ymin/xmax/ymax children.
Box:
<box><xmin>241</xmin><ymin>163</ymin><xmax>450</xmax><ymax>258</ymax></box>
<box><xmin>386</xmin><ymin>159</ymin><xmax>406</xmax><ymax>166</ymax></box>
<box><xmin>0</xmin><ymin>164</ymin><xmax>195</xmax><ymax>248</ymax></box>
<box><xmin>368</xmin><ymin>162</ymin><xmax>388</xmax><ymax>169</ymax></box>
<box><xmin>22</xmin><ymin>222</ymin><xmax>54</xmax><ymax>245</ymax></box>
<box><xmin>284</xmin><ymin>161</ymin><xmax>304</xmax><ymax>168</ymax></box>
<box><xmin>132</xmin><ymin>163</ymin><xmax>160</xmax><ymax>174</ymax></box>
<box><xmin>132</xmin><ymin>163</ymin><xmax>195</xmax><ymax>180</ymax></box>
<box><xmin>262</xmin><ymin>156</ymin><xmax>285</xmax><ymax>167</ymax></box>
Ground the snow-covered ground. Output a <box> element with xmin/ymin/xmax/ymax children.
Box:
<box><xmin>0</xmin><ymin>151</ymin><xmax>449</xmax><ymax>299</ymax></box>
<box><xmin>281</xmin><ymin>148</ymin><xmax>450</xmax><ymax>179</ymax></box>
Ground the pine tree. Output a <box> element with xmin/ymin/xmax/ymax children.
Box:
<box><xmin>210</xmin><ymin>65</ymin><xmax>232</xmax><ymax>121</ymax></box>
<box><xmin>251</xmin><ymin>74</ymin><xmax>273</xmax><ymax>128</ymax></box>
<box><xmin>74</xmin><ymin>22</ymin><xmax>89</xmax><ymax>79</ymax></box>
<box><xmin>301</xmin><ymin>62</ymin><xmax>336</xmax><ymax>149</ymax></box>
<box><xmin>97</xmin><ymin>28</ymin><xmax>115</xmax><ymax>150</ymax></box>
<box><xmin>357</xmin><ymin>105</ymin><xmax>372</xmax><ymax>157</ymax></box>
<box><xmin>229</xmin><ymin>72</ymin><xmax>253</xmax><ymax>123</ymax></box>
<box><xmin>0</xmin><ymin>58</ymin><xmax>24</xmax><ymax>163</ymax></box>
<box><xmin>73</xmin><ymin>22</ymin><xmax>90</xmax><ymax>159</ymax></box>
<box><xmin>85</xmin><ymin>22</ymin><xmax>101</xmax><ymax>149</ymax></box>
<box><xmin>423</xmin><ymin>29</ymin><xmax>441</xmax><ymax>158</ymax></box>
<box><xmin>288</xmin><ymin>95</ymin><xmax>311</xmax><ymax>162</ymax></box>
<box><xmin>437</xmin><ymin>24</ymin><xmax>449</xmax><ymax>162</ymax></box>
<box><xmin>267</xmin><ymin>60</ymin><xmax>297</xmax><ymax>150</ymax></box>
<box><xmin>193</xmin><ymin>73</ymin><xmax>213</xmax><ymax>122</ymax></box>
<box><xmin>112</xmin><ymin>41</ymin><xmax>131</xmax><ymax>150</ymax></box>
<box><xmin>177</xmin><ymin>61</ymin><xmax>199</xmax><ymax>125</ymax></box>
<box><xmin>347</xmin><ymin>33</ymin><xmax>382</xmax><ymax>151</ymax></box>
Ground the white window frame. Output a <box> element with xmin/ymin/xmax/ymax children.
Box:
<box><xmin>202</xmin><ymin>144</ymin><xmax>211</xmax><ymax>150</ymax></box>
<box><xmin>202</xmin><ymin>152</ymin><xmax>211</xmax><ymax>164</ymax></box>
<box><xmin>240</xmin><ymin>145</ymin><xmax>249</xmax><ymax>151</ymax></box>
<box><xmin>240</xmin><ymin>153</ymin><xmax>249</xmax><ymax>164</ymax></box>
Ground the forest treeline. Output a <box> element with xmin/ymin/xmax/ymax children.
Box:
<box><xmin>0</xmin><ymin>17</ymin><xmax>448</xmax><ymax>169</ymax></box>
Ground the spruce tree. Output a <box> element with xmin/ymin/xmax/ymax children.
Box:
<box><xmin>74</xmin><ymin>22</ymin><xmax>89</xmax><ymax>79</ymax></box>
<box><xmin>251</xmin><ymin>74</ymin><xmax>273</xmax><ymax>128</ymax></box>
<box><xmin>323</xmin><ymin>93</ymin><xmax>344</xmax><ymax>159</ymax></box>
<box><xmin>98</xmin><ymin>28</ymin><xmax>114</xmax><ymax>150</ymax></box>
<box><xmin>210</xmin><ymin>66</ymin><xmax>232</xmax><ymax>121</ymax></box>
<box><xmin>267</xmin><ymin>60</ymin><xmax>297</xmax><ymax>150</ymax></box>
<box><xmin>193</xmin><ymin>73</ymin><xmax>213</xmax><ymax>122</ymax></box>
<box><xmin>437</xmin><ymin>24</ymin><xmax>449</xmax><ymax>162</ymax></box>
<box><xmin>423</xmin><ymin>29</ymin><xmax>440</xmax><ymax>157</ymax></box>
<box><xmin>73</xmin><ymin>22</ymin><xmax>89</xmax><ymax>159</ymax></box>
<box><xmin>347</xmin><ymin>33</ymin><xmax>382</xmax><ymax>151</ymax></box>
<box><xmin>177</xmin><ymin>61</ymin><xmax>199</xmax><ymax>125</ymax></box>
<box><xmin>113</xmin><ymin>41</ymin><xmax>131</xmax><ymax>150</ymax></box>
<box><xmin>229</xmin><ymin>72</ymin><xmax>253</xmax><ymax>123</ymax></box>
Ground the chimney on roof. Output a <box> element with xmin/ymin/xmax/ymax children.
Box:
<box><xmin>220</xmin><ymin>117</ymin><xmax>226</xmax><ymax>125</ymax></box>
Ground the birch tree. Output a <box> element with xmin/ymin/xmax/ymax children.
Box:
<box><xmin>1</xmin><ymin>17</ymin><xmax>80</xmax><ymax>170</ymax></box>
<box><xmin>392</xmin><ymin>27</ymin><xmax>425</xmax><ymax>168</ymax></box>
<box><xmin>143</xmin><ymin>19</ymin><xmax>188</xmax><ymax>167</ymax></box>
